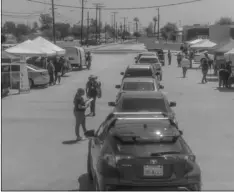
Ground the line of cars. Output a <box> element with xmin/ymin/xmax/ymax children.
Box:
<box><xmin>84</xmin><ymin>51</ymin><xmax>202</xmax><ymax>191</ymax></box>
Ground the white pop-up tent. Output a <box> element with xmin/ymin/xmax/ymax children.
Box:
<box><xmin>32</xmin><ymin>36</ymin><xmax>66</xmax><ymax>55</ymax></box>
<box><xmin>186</xmin><ymin>39</ymin><xmax>203</xmax><ymax>45</ymax></box>
<box><xmin>191</xmin><ymin>39</ymin><xmax>216</xmax><ymax>49</ymax></box>
<box><xmin>224</xmin><ymin>48</ymin><xmax>234</xmax><ymax>62</ymax></box>
<box><xmin>5</xmin><ymin>39</ymin><xmax>56</xmax><ymax>56</ymax></box>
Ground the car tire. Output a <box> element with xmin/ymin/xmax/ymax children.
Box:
<box><xmin>87</xmin><ymin>142</ymin><xmax>93</xmax><ymax>181</ymax></box>
<box><xmin>29</xmin><ymin>79</ymin><xmax>34</xmax><ymax>88</ymax></box>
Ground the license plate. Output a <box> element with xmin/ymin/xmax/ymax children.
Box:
<box><xmin>143</xmin><ymin>165</ymin><xmax>163</xmax><ymax>176</ymax></box>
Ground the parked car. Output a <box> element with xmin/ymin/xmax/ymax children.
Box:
<box><xmin>108</xmin><ymin>91</ymin><xmax>177</xmax><ymax>124</ymax></box>
<box><xmin>63</xmin><ymin>46</ymin><xmax>87</xmax><ymax>70</ymax></box>
<box><xmin>193</xmin><ymin>50</ymin><xmax>214</xmax><ymax>63</ymax></box>
<box><xmin>149</xmin><ymin>49</ymin><xmax>165</xmax><ymax>66</ymax></box>
<box><xmin>27</xmin><ymin>64</ymin><xmax>50</xmax><ymax>88</ymax></box>
<box><xmin>135</xmin><ymin>51</ymin><xmax>157</xmax><ymax>62</ymax></box>
<box><xmin>1</xmin><ymin>63</ymin><xmax>49</xmax><ymax>89</ymax></box>
<box><xmin>115</xmin><ymin>77</ymin><xmax>164</xmax><ymax>102</ymax></box>
<box><xmin>136</xmin><ymin>55</ymin><xmax>163</xmax><ymax>81</ymax></box>
<box><xmin>85</xmin><ymin>112</ymin><xmax>201</xmax><ymax>191</ymax></box>
<box><xmin>120</xmin><ymin>65</ymin><xmax>157</xmax><ymax>81</ymax></box>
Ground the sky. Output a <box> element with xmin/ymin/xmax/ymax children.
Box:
<box><xmin>1</xmin><ymin>0</ymin><xmax>234</xmax><ymax>29</ymax></box>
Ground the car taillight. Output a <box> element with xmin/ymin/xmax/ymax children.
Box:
<box><xmin>103</xmin><ymin>154</ymin><xmax>133</xmax><ymax>168</ymax></box>
<box><xmin>184</xmin><ymin>155</ymin><xmax>196</xmax><ymax>162</ymax></box>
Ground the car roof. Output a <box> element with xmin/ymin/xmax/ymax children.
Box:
<box><xmin>111</xmin><ymin>119</ymin><xmax>179</xmax><ymax>137</ymax></box>
<box><xmin>120</xmin><ymin>91</ymin><xmax>164</xmax><ymax>99</ymax></box>
<box><xmin>127</xmin><ymin>64</ymin><xmax>151</xmax><ymax>69</ymax></box>
<box><xmin>139</xmin><ymin>55</ymin><xmax>158</xmax><ymax>59</ymax></box>
<box><xmin>140</xmin><ymin>52</ymin><xmax>156</xmax><ymax>55</ymax></box>
<box><xmin>122</xmin><ymin>77</ymin><xmax>155</xmax><ymax>83</ymax></box>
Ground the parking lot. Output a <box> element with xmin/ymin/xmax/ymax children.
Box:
<box><xmin>2</xmin><ymin>44</ymin><xmax>234</xmax><ymax>190</ymax></box>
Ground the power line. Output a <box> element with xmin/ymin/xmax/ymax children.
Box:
<box><xmin>26</xmin><ymin>0</ymin><xmax>203</xmax><ymax>10</ymax></box>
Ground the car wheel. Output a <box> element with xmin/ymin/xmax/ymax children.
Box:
<box><xmin>189</xmin><ymin>183</ymin><xmax>201</xmax><ymax>191</ymax></box>
<box><xmin>87</xmin><ymin>142</ymin><xmax>93</xmax><ymax>180</ymax></box>
<box><xmin>29</xmin><ymin>79</ymin><xmax>34</xmax><ymax>88</ymax></box>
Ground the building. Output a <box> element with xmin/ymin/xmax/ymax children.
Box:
<box><xmin>183</xmin><ymin>24</ymin><xmax>209</xmax><ymax>41</ymax></box>
<box><xmin>176</xmin><ymin>27</ymin><xmax>183</xmax><ymax>43</ymax></box>
<box><xmin>209</xmin><ymin>24</ymin><xmax>234</xmax><ymax>43</ymax></box>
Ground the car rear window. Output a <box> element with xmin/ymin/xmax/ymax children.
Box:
<box><xmin>139</xmin><ymin>58</ymin><xmax>159</xmax><ymax>63</ymax></box>
<box><xmin>65</xmin><ymin>47</ymin><xmax>77</xmax><ymax>55</ymax></box>
<box><xmin>125</xmin><ymin>69</ymin><xmax>153</xmax><ymax>77</ymax></box>
<box><xmin>123</xmin><ymin>82</ymin><xmax>155</xmax><ymax>91</ymax></box>
<box><xmin>121</xmin><ymin>98</ymin><xmax>167</xmax><ymax>112</ymax></box>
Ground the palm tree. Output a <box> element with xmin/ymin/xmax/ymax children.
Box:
<box><xmin>153</xmin><ymin>16</ymin><xmax>157</xmax><ymax>35</ymax></box>
<box><xmin>133</xmin><ymin>17</ymin><xmax>139</xmax><ymax>32</ymax></box>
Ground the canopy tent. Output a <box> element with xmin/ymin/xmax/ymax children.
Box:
<box><xmin>224</xmin><ymin>48</ymin><xmax>234</xmax><ymax>63</ymax></box>
<box><xmin>191</xmin><ymin>39</ymin><xmax>216</xmax><ymax>49</ymax></box>
<box><xmin>1</xmin><ymin>51</ymin><xmax>21</xmax><ymax>63</ymax></box>
<box><xmin>186</xmin><ymin>39</ymin><xmax>203</xmax><ymax>45</ymax></box>
<box><xmin>5</xmin><ymin>39</ymin><xmax>56</xmax><ymax>56</ymax></box>
<box><xmin>210</xmin><ymin>39</ymin><xmax>234</xmax><ymax>54</ymax></box>
<box><xmin>32</xmin><ymin>36</ymin><xmax>66</xmax><ymax>55</ymax></box>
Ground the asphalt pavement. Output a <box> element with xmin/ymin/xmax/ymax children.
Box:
<box><xmin>2</xmin><ymin>43</ymin><xmax>234</xmax><ymax>190</ymax></box>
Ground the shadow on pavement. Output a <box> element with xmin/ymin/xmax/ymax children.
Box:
<box><xmin>78</xmin><ymin>173</ymin><xmax>94</xmax><ymax>191</ymax></box>
<box><xmin>62</xmin><ymin>139</ymin><xmax>79</xmax><ymax>145</ymax></box>
<box><xmin>215</xmin><ymin>87</ymin><xmax>234</xmax><ymax>92</ymax></box>
<box><xmin>61</xmin><ymin>74</ymin><xmax>70</xmax><ymax>77</ymax></box>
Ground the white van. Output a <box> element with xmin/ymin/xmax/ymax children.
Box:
<box><xmin>64</xmin><ymin>46</ymin><xmax>87</xmax><ymax>70</ymax></box>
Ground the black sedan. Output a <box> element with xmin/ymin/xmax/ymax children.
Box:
<box><xmin>85</xmin><ymin>113</ymin><xmax>201</xmax><ymax>191</ymax></box>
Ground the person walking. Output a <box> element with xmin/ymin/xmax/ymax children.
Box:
<box><xmin>199</xmin><ymin>58</ymin><xmax>209</xmax><ymax>84</ymax></box>
<box><xmin>177</xmin><ymin>52</ymin><xmax>182</xmax><ymax>67</ymax></box>
<box><xmin>181</xmin><ymin>55</ymin><xmax>190</xmax><ymax>78</ymax></box>
<box><xmin>168</xmin><ymin>50</ymin><xmax>172</xmax><ymax>65</ymax></box>
<box><xmin>73</xmin><ymin>88</ymin><xmax>89</xmax><ymax>141</ymax></box>
<box><xmin>189</xmin><ymin>50</ymin><xmax>194</xmax><ymax>68</ymax></box>
<box><xmin>86</xmin><ymin>75</ymin><xmax>99</xmax><ymax>116</ymax></box>
<box><xmin>218</xmin><ymin>63</ymin><xmax>227</xmax><ymax>88</ymax></box>
<box><xmin>47</xmin><ymin>59</ymin><xmax>55</xmax><ymax>86</ymax></box>
<box><xmin>54</xmin><ymin>56</ymin><xmax>64</xmax><ymax>84</ymax></box>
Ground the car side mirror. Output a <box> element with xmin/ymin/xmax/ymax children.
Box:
<box><xmin>169</xmin><ymin>101</ymin><xmax>177</xmax><ymax>107</ymax></box>
<box><xmin>159</xmin><ymin>85</ymin><xmax>164</xmax><ymax>89</ymax></box>
<box><xmin>179</xmin><ymin>130</ymin><xmax>183</xmax><ymax>135</ymax></box>
<box><xmin>120</xmin><ymin>72</ymin><xmax>124</xmax><ymax>75</ymax></box>
<box><xmin>84</xmin><ymin>129</ymin><xmax>96</xmax><ymax>138</ymax></box>
<box><xmin>108</xmin><ymin>102</ymin><xmax>116</xmax><ymax>107</ymax></box>
<box><xmin>115</xmin><ymin>85</ymin><xmax>121</xmax><ymax>89</ymax></box>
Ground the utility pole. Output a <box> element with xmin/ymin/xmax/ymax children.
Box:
<box><xmin>104</xmin><ymin>22</ymin><xmax>107</xmax><ymax>44</ymax></box>
<box><xmin>80</xmin><ymin>0</ymin><xmax>84</xmax><ymax>45</ymax></box>
<box><xmin>116</xmin><ymin>22</ymin><xmax>118</xmax><ymax>41</ymax></box>
<box><xmin>93</xmin><ymin>3</ymin><xmax>104</xmax><ymax>43</ymax></box>
<box><xmin>51</xmin><ymin>0</ymin><xmax>56</xmax><ymax>44</ymax></box>
<box><xmin>157</xmin><ymin>8</ymin><xmax>160</xmax><ymax>40</ymax></box>
<box><xmin>86</xmin><ymin>11</ymin><xmax>89</xmax><ymax>45</ymax></box>
<box><xmin>122</xmin><ymin>17</ymin><xmax>127</xmax><ymax>40</ymax></box>
<box><xmin>98</xmin><ymin>5</ymin><xmax>105</xmax><ymax>42</ymax></box>
<box><xmin>112</xmin><ymin>12</ymin><xmax>118</xmax><ymax>42</ymax></box>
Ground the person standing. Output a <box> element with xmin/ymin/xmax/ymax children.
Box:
<box><xmin>199</xmin><ymin>58</ymin><xmax>209</xmax><ymax>84</ymax></box>
<box><xmin>177</xmin><ymin>52</ymin><xmax>182</xmax><ymax>67</ymax></box>
<box><xmin>47</xmin><ymin>60</ymin><xmax>55</xmax><ymax>86</ymax></box>
<box><xmin>86</xmin><ymin>75</ymin><xmax>99</xmax><ymax>116</ymax></box>
<box><xmin>189</xmin><ymin>50</ymin><xmax>194</xmax><ymax>68</ymax></box>
<box><xmin>181</xmin><ymin>55</ymin><xmax>190</xmax><ymax>78</ymax></box>
<box><xmin>54</xmin><ymin>56</ymin><xmax>64</xmax><ymax>84</ymax></box>
<box><xmin>168</xmin><ymin>50</ymin><xmax>172</xmax><ymax>65</ymax></box>
<box><xmin>73</xmin><ymin>88</ymin><xmax>89</xmax><ymax>141</ymax></box>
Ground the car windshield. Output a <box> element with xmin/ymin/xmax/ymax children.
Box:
<box><xmin>27</xmin><ymin>64</ymin><xmax>42</xmax><ymax>70</ymax></box>
<box><xmin>65</xmin><ymin>47</ymin><xmax>77</xmax><ymax>55</ymax></box>
<box><xmin>123</xmin><ymin>82</ymin><xmax>155</xmax><ymax>91</ymax></box>
<box><xmin>125</xmin><ymin>69</ymin><xmax>153</xmax><ymax>77</ymax></box>
<box><xmin>121</xmin><ymin>98</ymin><xmax>167</xmax><ymax>112</ymax></box>
<box><xmin>139</xmin><ymin>58</ymin><xmax>159</xmax><ymax>63</ymax></box>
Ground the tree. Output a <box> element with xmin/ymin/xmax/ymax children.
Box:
<box><xmin>145</xmin><ymin>22</ymin><xmax>154</xmax><ymax>36</ymax></box>
<box><xmin>39</xmin><ymin>13</ymin><xmax>53</xmax><ymax>30</ymax></box>
<box><xmin>31</xmin><ymin>21</ymin><xmax>39</xmax><ymax>33</ymax></box>
<box><xmin>160</xmin><ymin>22</ymin><xmax>178</xmax><ymax>41</ymax></box>
<box><xmin>3</xmin><ymin>21</ymin><xmax>16</xmax><ymax>35</ymax></box>
<box><xmin>215</xmin><ymin>17</ymin><xmax>233</xmax><ymax>25</ymax></box>
<box><xmin>15</xmin><ymin>24</ymin><xmax>30</xmax><ymax>37</ymax></box>
<box><xmin>133</xmin><ymin>17</ymin><xmax>139</xmax><ymax>32</ymax></box>
<box><xmin>1</xmin><ymin>34</ymin><xmax>6</xmax><ymax>43</ymax></box>
<box><xmin>55</xmin><ymin>22</ymin><xmax>70</xmax><ymax>39</ymax></box>
<box><xmin>153</xmin><ymin>16</ymin><xmax>157</xmax><ymax>35</ymax></box>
